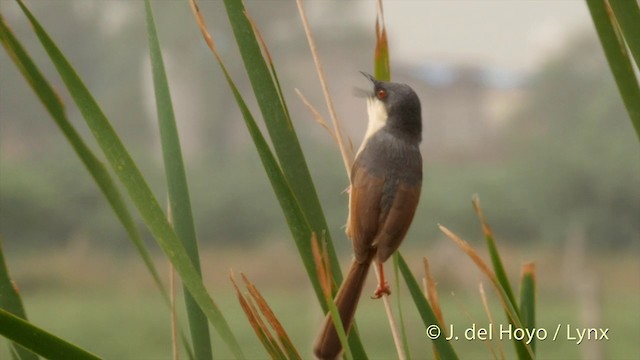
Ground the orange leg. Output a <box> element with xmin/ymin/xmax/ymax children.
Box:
<box><xmin>372</xmin><ymin>262</ymin><xmax>391</xmax><ymax>299</ymax></box>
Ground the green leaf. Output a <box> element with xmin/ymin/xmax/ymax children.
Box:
<box><xmin>0</xmin><ymin>308</ymin><xmax>101</xmax><ymax>360</ymax></box>
<box><xmin>397</xmin><ymin>254</ymin><xmax>458</xmax><ymax>360</ymax></box>
<box><xmin>472</xmin><ymin>197</ymin><xmax>520</xmax><ymax>316</ymax></box>
<box><xmin>392</xmin><ymin>254</ymin><xmax>412</xmax><ymax>360</ymax></box>
<box><xmin>374</xmin><ymin>18</ymin><xmax>390</xmax><ymax>81</ymax></box>
<box><xmin>0</xmin><ymin>6</ymin><xmax>168</xmax><ymax>309</ymax></box>
<box><xmin>608</xmin><ymin>0</ymin><xmax>640</xmax><ymax>67</ymax></box>
<box><xmin>586</xmin><ymin>0</ymin><xmax>640</xmax><ymax>140</ymax></box>
<box><xmin>471</xmin><ymin>198</ymin><xmax>532</xmax><ymax>359</ymax></box>
<box><xmin>208</xmin><ymin>42</ymin><xmax>317</xmax><ymax>295</ymax></box>
<box><xmin>0</xmin><ymin>241</ymin><xmax>37</xmax><ymax>360</ymax></box>
<box><xmin>519</xmin><ymin>263</ymin><xmax>536</xmax><ymax>355</ymax></box>
<box><xmin>215</xmin><ymin>1</ymin><xmax>367</xmax><ymax>356</ymax></box>
<box><xmin>143</xmin><ymin>2</ymin><xmax>212</xmax><ymax>358</ymax></box>
<box><xmin>1</xmin><ymin>13</ymin><xmax>195</xmax><ymax>356</ymax></box>
<box><xmin>221</xmin><ymin>0</ymin><xmax>344</xmax><ymax>290</ymax></box>
<box><xmin>13</xmin><ymin>1</ymin><xmax>243</xmax><ymax>357</ymax></box>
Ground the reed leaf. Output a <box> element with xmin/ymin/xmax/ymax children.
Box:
<box><xmin>586</xmin><ymin>0</ymin><xmax>640</xmax><ymax>139</ymax></box>
<box><xmin>230</xmin><ymin>274</ymin><xmax>286</xmax><ymax>359</ymax></box>
<box><xmin>221</xmin><ymin>0</ymin><xmax>344</xmax><ymax>291</ymax></box>
<box><xmin>240</xmin><ymin>273</ymin><xmax>302</xmax><ymax>360</ymax></box>
<box><xmin>392</xmin><ymin>254</ymin><xmax>412</xmax><ymax>360</ymax></box>
<box><xmin>0</xmin><ymin>309</ymin><xmax>101</xmax><ymax>360</ymax></box>
<box><xmin>311</xmin><ymin>234</ymin><xmax>353</xmax><ymax>360</ymax></box>
<box><xmin>143</xmin><ymin>2</ymin><xmax>211</xmax><ymax>358</ymax></box>
<box><xmin>397</xmin><ymin>254</ymin><xmax>458</xmax><ymax>360</ymax></box>
<box><xmin>13</xmin><ymin>1</ymin><xmax>243</xmax><ymax>357</ymax></box>
<box><xmin>374</xmin><ymin>4</ymin><xmax>390</xmax><ymax>82</ymax></box>
<box><xmin>0</xmin><ymin>10</ymin><xmax>167</xmax><ymax>306</ymax></box>
<box><xmin>607</xmin><ymin>0</ymin><xmax>640</xmax><ymax>69</ymax></box>
<box><xmin>0</xmin><ymin>241</ymin><xmax>37</xmax><ymax>360</ymax></box>
<box><xmin>472</xmin><ymin>196</ymin><xmax>520</xmax><ymax>317</ymax></box>
<box><xmin>439</xmin><ymin>225</ymin><xmax>534</xmax><ymax>360</ymax></box>
<box><xmin>519</xmin><ymin>263</ymin><xmax>536</xmax><ymax>355</ymax></box>
<box><xmin>189</xmin><ymin>1</ymin><xmax>369</xmax><ymax>356</ymax></box>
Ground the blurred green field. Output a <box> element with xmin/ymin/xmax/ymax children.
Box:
<box><xmin>2</xmin><ymin>243</ymin><xmax>638</xmax><ymax>359</ymax></box>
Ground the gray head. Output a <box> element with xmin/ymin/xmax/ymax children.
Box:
<box><xmin>361</xmin><ymin>72</ymin><xmax>422</xmax><ymax>142</ymax></box>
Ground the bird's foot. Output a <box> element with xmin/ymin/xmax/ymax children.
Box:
<box><xmin>371</xmin><ymin>281</ymin><xmax>391</xmax><ymax>299</ymax></box>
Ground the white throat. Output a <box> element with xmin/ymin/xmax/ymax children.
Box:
<box><xmin>355</xmin><ymin>97</ymin><xmax>387</xmax><ymax>158</ymax></box>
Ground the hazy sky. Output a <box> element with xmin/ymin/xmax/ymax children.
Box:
<box><xmin>342</xmin><ymin>0</ymin><xmax>593</xmax><ymax>73</ymax></box>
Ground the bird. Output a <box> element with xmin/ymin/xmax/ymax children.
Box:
<box><xmin>313</xmin><ymin>72</ymin><xmax>423</xmax><ymax>359</ymax></box>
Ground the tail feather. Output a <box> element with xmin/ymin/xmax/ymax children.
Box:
<box><xmin>313</xmin><ymin>258</ymin><xmax>372</xmax><ymax>359</ymax></box>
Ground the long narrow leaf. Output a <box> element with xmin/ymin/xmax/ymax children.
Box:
<box><xmin>0</xmin><ymin>241</ymin><xmax>37</xmax><ymax>360</ymax></box>
<box><xmin>14</xmin><ymin>1</ymin><xmax>243</xmax><ymax>357</ymax></box>
<box><xmin>392</xmin><ymin>254</ymin><xmax>412</xmax><ymax>360</ymax></box>
<box><xmin>608</xmin><ymin>0</ymin><xmax>640</xmax><ymax>67</ymax></box>
<box><xmin>586</xmin><ymin>0</ymin><xmax>640</xmax><ymax>139</ymax></box>
<box><xmin>201</xmin><ymin>36</ymin><xmax>320</xmax><ymax>299</ymax></box>
<box><xmin>0</xmin><ymin>309</ymin><xmax>101</xmax><ymax>360</ymax></box>
<box><xmin>439</xmin><ymin>225</ymin><xmax>533</xmax><ymax>360</ymax></box>
<box><xmin>221</xmin><ymin>0</ymin><xmax>344</xmax><ymax>289</ymax></box>
<box><xmin>0</xmin><ymin>11</ymin><xmax>200</xmax><ymax>358</ymax></box>
<box><xmin>0</xmin><ymin>12</ymin><xmax>168</xmax><ymax>306</ymax></box>
<box><xmin>230</xmin><ymin>274</ymin><xmax>285</xmax><ymax>359</ymax></box>
<box><xmin>190</xmin><ymin>0</ymin><xmax>367</xmax><ymax>359</ymax></box>
<box><xmin>472</xmin><ymin>197</ymin><xmax>519</xmax><ymax>317</ymax></box>
<box><xmin>472</xmin><ymin>197</ymin><xmax>535</xmax><ymax>359</ymax></box>
<box><xmin>143</xmin><ymin>2</ymin><xmax>212</xmax><ymax>358</ymax></box>
<box><xmin>374</xmin><ymin>3</ymin><xmax>390</xmax><ymax>82</ymax></box>
<box><xmin>240</xmin><ymin>273</ymin><xmax>302</xmax><ymax>360</ymax></box>
<box><xmin>397</xmin><ymin>254</ymin><xmax>458</xmax><ymax>360</ymax></box>
<box><xmin>311</xmin><ymin>235</ymin><xmax>353</xmax><ymax>360</ymax></box>
<box><xmin>519</xmin><ymin>263</ymin><xmax>536</xmax><ymax>355</ymax></box>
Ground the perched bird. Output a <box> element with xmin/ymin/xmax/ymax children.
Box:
<box><xmin>314</xmin><ymin>73</ymin><xmax>423</xmax><ymax>359</ymax></box>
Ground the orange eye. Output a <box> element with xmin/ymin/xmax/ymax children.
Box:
<box><xmin>376</xmin><ymin>88</ymin><xmax>387</xmax><ymax>100</ymax></box>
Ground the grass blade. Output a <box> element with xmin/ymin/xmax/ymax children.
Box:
<box><xmin>230</xmin><ymin>274</ymin><xmax>286</xmax><ymax>359</ymax></box>
<box><xmin>471</xmin><ymin>196</ymin><xmax>535</xmax><ymax>359</ymax></box>
<box><xmin>374</xmin><ymin>0</ymin><xmax>390</xmax><ymax>82</ymax></box>
<box><xmin>311</xmin><ymin>235</ymin><xmax>353</xmax><ymax>360</ymax></box>
<box><xmin>143</xmin><ymin>2</ymin><xmax>211</xmax><ymax>358</ymax></box>
<box><xmin>188</xmin><ymin>2</ymin><xmax>369</xmax><ymax>356</ymax></box>
<box><xmin>0</xmin><ymin>309</ymin><xmax>101</xmax><ymax>360</ymax></box>
<box><xmin>519</xmin><ymin>263</ymin><xmax>536</xmax><ymax>355</ymax></box>
<box><xmin>478</xmin><ymin>283</ymin><xmax>504</xmax><ymax>359</ymax></box>
<box><xmin>240</xmin><ymin>273</ymin><xmax>302</xmax><ymax>360</ymax></box>
<box><xmin>13</xmin><ymin>1</ymin><xmax>244</xmax><ymax>357</ymax></box>
<box><xmin>294</xmin><ymin>0</ymin><xmax>353</xmax><ymax>175</ymax></box>
<box><xmin>608</xmin><ymin>0</ymin><xmax>640</xmax><ymax>68</ymax></box>
<box><xmin>221</xmin><ymin>0</ymin><xmax>344</xmax><ymax>287</ymax></box>
<box><xmin>472</xmin><ymin>196</ymin><xmax>519</xmax><ymax>316</ymax></box>
<box><xmin>397</xmin><ymin>254</ymin><xmax>459</xmax><ymax>360</ymax></box>
<box><xmin>0</xmin><ymin>12</ymin><xmax>168</xmax><ymax>306</ymax></box>
<box><xmin>423</xmin><ymin>257</ymin><xmax>445</xmax><ymax>329</ymax></box>
<box><xmin>202</xmin><ymin>41</ymin><xmax>321</xmax><ymax>300</ymax></box>
<box><xmin>439</xmin><ymin>225</ymin><xmax>533</xmax><ymax>360</ymax></box>
<box><xmin>392</xmin><ymin>254</ymin><xmax>412</xmax><ymax>360</ymax></box>
<box><xmin>586</xmin><ymin>0</ymin><xmax>640</xmax><ymax>139</ymax></box>
<box><xmin>189</xmin><ymin>0</ymin><xmax>318</xmax><ymax>299</ymax></box>
<box><xmin>0</xmin><ymin>240</ymin><xmax>37</xmax><ymax>360</ymax></box>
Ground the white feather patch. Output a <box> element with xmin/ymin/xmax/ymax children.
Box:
<box><xmin>355</xmin><ymin>97</ymin><xmax>387</xmax><ymax>158</ymax></box>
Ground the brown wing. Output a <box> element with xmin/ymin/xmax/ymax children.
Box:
<box><xmin>373</xmin><ymin>180</ymin><xmax>422</xmax><ymax>263</ymax></box>
<box><xmin>347</xmin><ymin>164</ymin><xmax>384</xmax><ymax>263</ymax></box>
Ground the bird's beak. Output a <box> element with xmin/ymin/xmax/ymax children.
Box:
<box><xmin>360</xmin><ymin>71</ymin><xmax>377</xmax><ymax>84</ymax></box>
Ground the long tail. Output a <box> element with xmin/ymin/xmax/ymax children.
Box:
<box><xmin>313</xmin><ymin>258</ymin><xmax>373</xmax><ymax>359</ymax></box>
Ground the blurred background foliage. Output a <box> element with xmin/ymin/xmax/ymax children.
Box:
<box><xmin>0</xmin><ymin>1</ymin><xmax>638</xmax><ymax>357</ymax></box>
<box><xmin>1</xmin><ymin>1</ymin><xmax>637</xmax><ymax>253</ymax></box>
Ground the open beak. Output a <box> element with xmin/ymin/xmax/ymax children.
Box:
<box><xmin>360</xmin><ymin>71</ymin><xmax>377</xmax><ymax>83</ymax></box>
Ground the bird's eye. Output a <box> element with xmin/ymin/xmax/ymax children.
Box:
<box><xmin>376</xmin><ymin>88</ymin><xmax>387</xmax><ymax>100</ymax></box>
